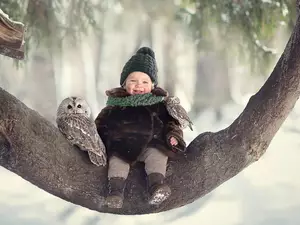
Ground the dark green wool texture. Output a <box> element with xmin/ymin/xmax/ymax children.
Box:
<box><xmin>106</xmin><ymin>93</ymin><xmax>164</xmax><ymax>107</ymax></box>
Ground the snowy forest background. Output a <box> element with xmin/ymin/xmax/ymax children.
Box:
<box><xmin>1</xmin><ymin>0</ymin><xmax>300</xmax><ymax>224</ymax></box>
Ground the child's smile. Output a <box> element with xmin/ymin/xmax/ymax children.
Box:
<box><xmin>132</xmin><ymin>88</ymin><xmax>146</xmax><ymax>95</ymax></box>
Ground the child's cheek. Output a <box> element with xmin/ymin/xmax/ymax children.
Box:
<box><xmin>126</xmin><ymin>86</ymin><xmax>133</xmax><ymax>94</ymax></box>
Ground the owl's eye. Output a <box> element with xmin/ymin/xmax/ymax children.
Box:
<box><xmin>77</xmin><ymin>104</ymin><xmax>82</xmax><ymax>108</ymax></box>
<box><xmin>67</xmin><ymin>105</ymin><xmax>72</xmax><ymax>109</ymax></box>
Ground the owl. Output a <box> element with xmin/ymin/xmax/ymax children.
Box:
<box><xmin>164</xmin><ymin>96</ymin><xmax>193</xmax><ymax>131</ymax></box>
<box><xmin>56</xmin><ymin>97</ymin><xmax>107</xmax><ymax>167</ymax></box>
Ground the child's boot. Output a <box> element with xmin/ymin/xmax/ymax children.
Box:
<box><xmin>147</xmin><ymin>172</ymin><xmax>171</xmax><ymax>205</ymax></box>
<box><xmin>105</xmin><ymin>177</ymin><xmax>126</xmax><ymax>208</ymax></box>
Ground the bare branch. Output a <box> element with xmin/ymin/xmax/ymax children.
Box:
<box><xmin>0</xmin><ymin>9</ymin><xmax>25</xmax><ymax>59</ymax></box>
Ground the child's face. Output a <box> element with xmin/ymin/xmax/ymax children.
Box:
<box><xmin>125</xmin><ymin>72</ymin><xmax>153</xmax><ymax>95</ymax></box>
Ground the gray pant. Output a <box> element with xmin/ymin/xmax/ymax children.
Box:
<box><xmin>108</xmin><ymin>147</ymin><xmax>168</xmax><ymax>179</ymax></box>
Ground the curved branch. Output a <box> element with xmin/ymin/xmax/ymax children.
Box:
<box><xmin>0</xmin><ymin>9</ymin><xmax>25</xmax><ymax>59</ymax></box>
<box><xmin>1</xmin><ymin>6</ymin><xmax>300</xmax><ymax>216</ymax></box>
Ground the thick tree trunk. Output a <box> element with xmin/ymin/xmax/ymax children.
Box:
<box><xmin>18</xmin><ymin>47</ymin><xmax>58</xmax><ymax>123</ymax></box>
<box><xmin>163</xmin><ymin>22</ymin><xmax>176</xmax><ymax>95</ymax></box>
<box><xmin>1</xmin><ymin>4</ymin><xmax>300</xmax><ymax>216</ymax></box>
<box><xmin>18</xmin><ymin>0</ymin><xmax>59</xmax><ymax>123</ymax></box>
<box><xmin>190</xmin><ymin>52</ymin><xmax>231</xmax><ymax>120</ymax></box>
<box><xmin>132</xmin><ymin>16</ymin><xmax>152</xmax><ymax>53</ymax></box>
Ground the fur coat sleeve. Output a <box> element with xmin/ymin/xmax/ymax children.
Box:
<box><xmin>164</xmin><ymin>119</ymin><xmax>186</xmax><ymax>153</ymax></box>
<box><xmin>94</xmin><ymin>106</ymin><xmax>112</xmax><ymax>147</ymax></box>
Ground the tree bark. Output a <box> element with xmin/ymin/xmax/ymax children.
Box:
<box><xmin>0</xmin><ymin>9</ymin><xmax>25</xmax><ymax>59</ymax></box>
<box><xmin>1</xmin><ymin>4</ymin><xmax>300</xmax><ymax>216</ymax></box>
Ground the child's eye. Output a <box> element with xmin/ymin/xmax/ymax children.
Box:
<box><xmin>143</xmin><ymin>81</ymin><xmax>148</xmax><ymax>84</ymax></box>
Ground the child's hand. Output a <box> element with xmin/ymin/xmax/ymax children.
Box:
<box><xmin>170</xmin><ymin>136</ymin><xmax>178</xmax><ymax>146</ymax></box>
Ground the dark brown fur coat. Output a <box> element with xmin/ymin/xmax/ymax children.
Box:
<box><xmin>95</xmin><ymin>87</ymin><xmax>186</xmax><ymax>164</ymax></box>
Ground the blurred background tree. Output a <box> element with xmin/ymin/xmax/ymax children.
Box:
<box><xmin>0</xmin><ymin>0</ymin><xmax>296</xmax><ymax>122</ymax></box>
<box><xmin>177</xmin><ymin>0</ymin><xmax>296</xmax><ymax>120</ymax></box>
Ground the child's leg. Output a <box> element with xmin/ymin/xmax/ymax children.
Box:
<box><xmin>106</xmin><ymin>155</ymin><xmax>130</xmax><ymax>209</ymax></box>
<box><xmin>108</xmin><ymin>155</ymin><xmax>130</xmax><ymax>179</ymax></box>
<box><xmin>140</xmin><ymin>147</ymin><xmax>168</xmax><ymax>176</ymax></box>
<box><xmin>139</xmin><ymin>147</ymin><xmax>171</xmax><ymax>205</ymax></box>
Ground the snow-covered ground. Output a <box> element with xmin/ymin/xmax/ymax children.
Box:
<box><xmin>1</xmin><ymin>98</ymin><xmax>300</xmax><ymax>225</ymax></box>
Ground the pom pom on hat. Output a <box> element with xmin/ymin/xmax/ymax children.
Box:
<box><xmin>136</xmin><ymin>46</ymin><xmax>155</xmax><ymax>58</ymax></box>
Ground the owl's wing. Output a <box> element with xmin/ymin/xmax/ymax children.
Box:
<box><xmin>57</xmin><ymin>115</ymin><xmax>93</xmax><ymax>149</ymax></box>
<box><xmin>57</xmin><ymin>115</ymin><xmax>107</xmax><ymax>167</ymax></box>
<box><xmin>88</xmin><ymin>151</ymin><xmax>107</xmax><ymax>167</ymax></box>
<box><xmin>164</xmin><ymin>101</ymin><xmax>193</xmax><ymax>130</ymax></box>
<box><xmin>88</xmin><ymin>122</ymin><xmax>107</xmax><ymax>167</ymax></box>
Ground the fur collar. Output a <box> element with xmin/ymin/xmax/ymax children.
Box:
<box><xmin>105</xmin><ymin>86</ymin><xmax>169</xmax><ymax>98</ymax></box>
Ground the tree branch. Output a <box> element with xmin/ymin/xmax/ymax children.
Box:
<box><xmin>1</xmin><ymin>4</ymin><xmax>300</xmax><ymax>216</ymax></box>
<box><xmin>0</xmin><ymin>9</ymin><xmax>25</xmax><ymax>59</ymax></box>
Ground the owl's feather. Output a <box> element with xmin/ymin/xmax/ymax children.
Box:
<box><xmin>164</xmin><ymin>96</ymin><xmax>193</xmax><ymax>131</ymax></box>
<box><xmin>88</xmin><ymin>151</ymin><xmax>107</xmax><ymax>167</ymax></box>
<box><xmin>57</xmin><ymin>114</ymin><xmax>107</xmax><ymax>167</ymax></box>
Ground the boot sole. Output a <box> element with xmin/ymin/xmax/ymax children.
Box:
<box><xmin>149</xmin><ymin>186</ymin><xmax>171</xmax><ymax>205</ymax></box>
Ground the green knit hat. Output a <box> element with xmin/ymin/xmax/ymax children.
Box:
<box><xmin>120</xmin><ymin>47</ymin><xmax>158</xmax><ymax>86</ymax></box>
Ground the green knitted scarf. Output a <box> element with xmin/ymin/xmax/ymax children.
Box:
<box><xmin>106</xmin><ymin>93</ymin><xmax>164</xmax><ymax>107</ymax></box>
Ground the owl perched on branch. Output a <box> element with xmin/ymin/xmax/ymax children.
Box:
<box><xmin>56</xmin><ymin>97</ymin><xmax>107</xmax><ymax>167</ymax></box>
<box><xmin>164</xmin><ymin>96</ymin><xmax>193</xmax><ymax>131</ymax></box>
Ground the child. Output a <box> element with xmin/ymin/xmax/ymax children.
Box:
<box><xmin>95</xmin><ymin>47</ymin><xmax>186</xmax><ymax>209</ymax></box>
